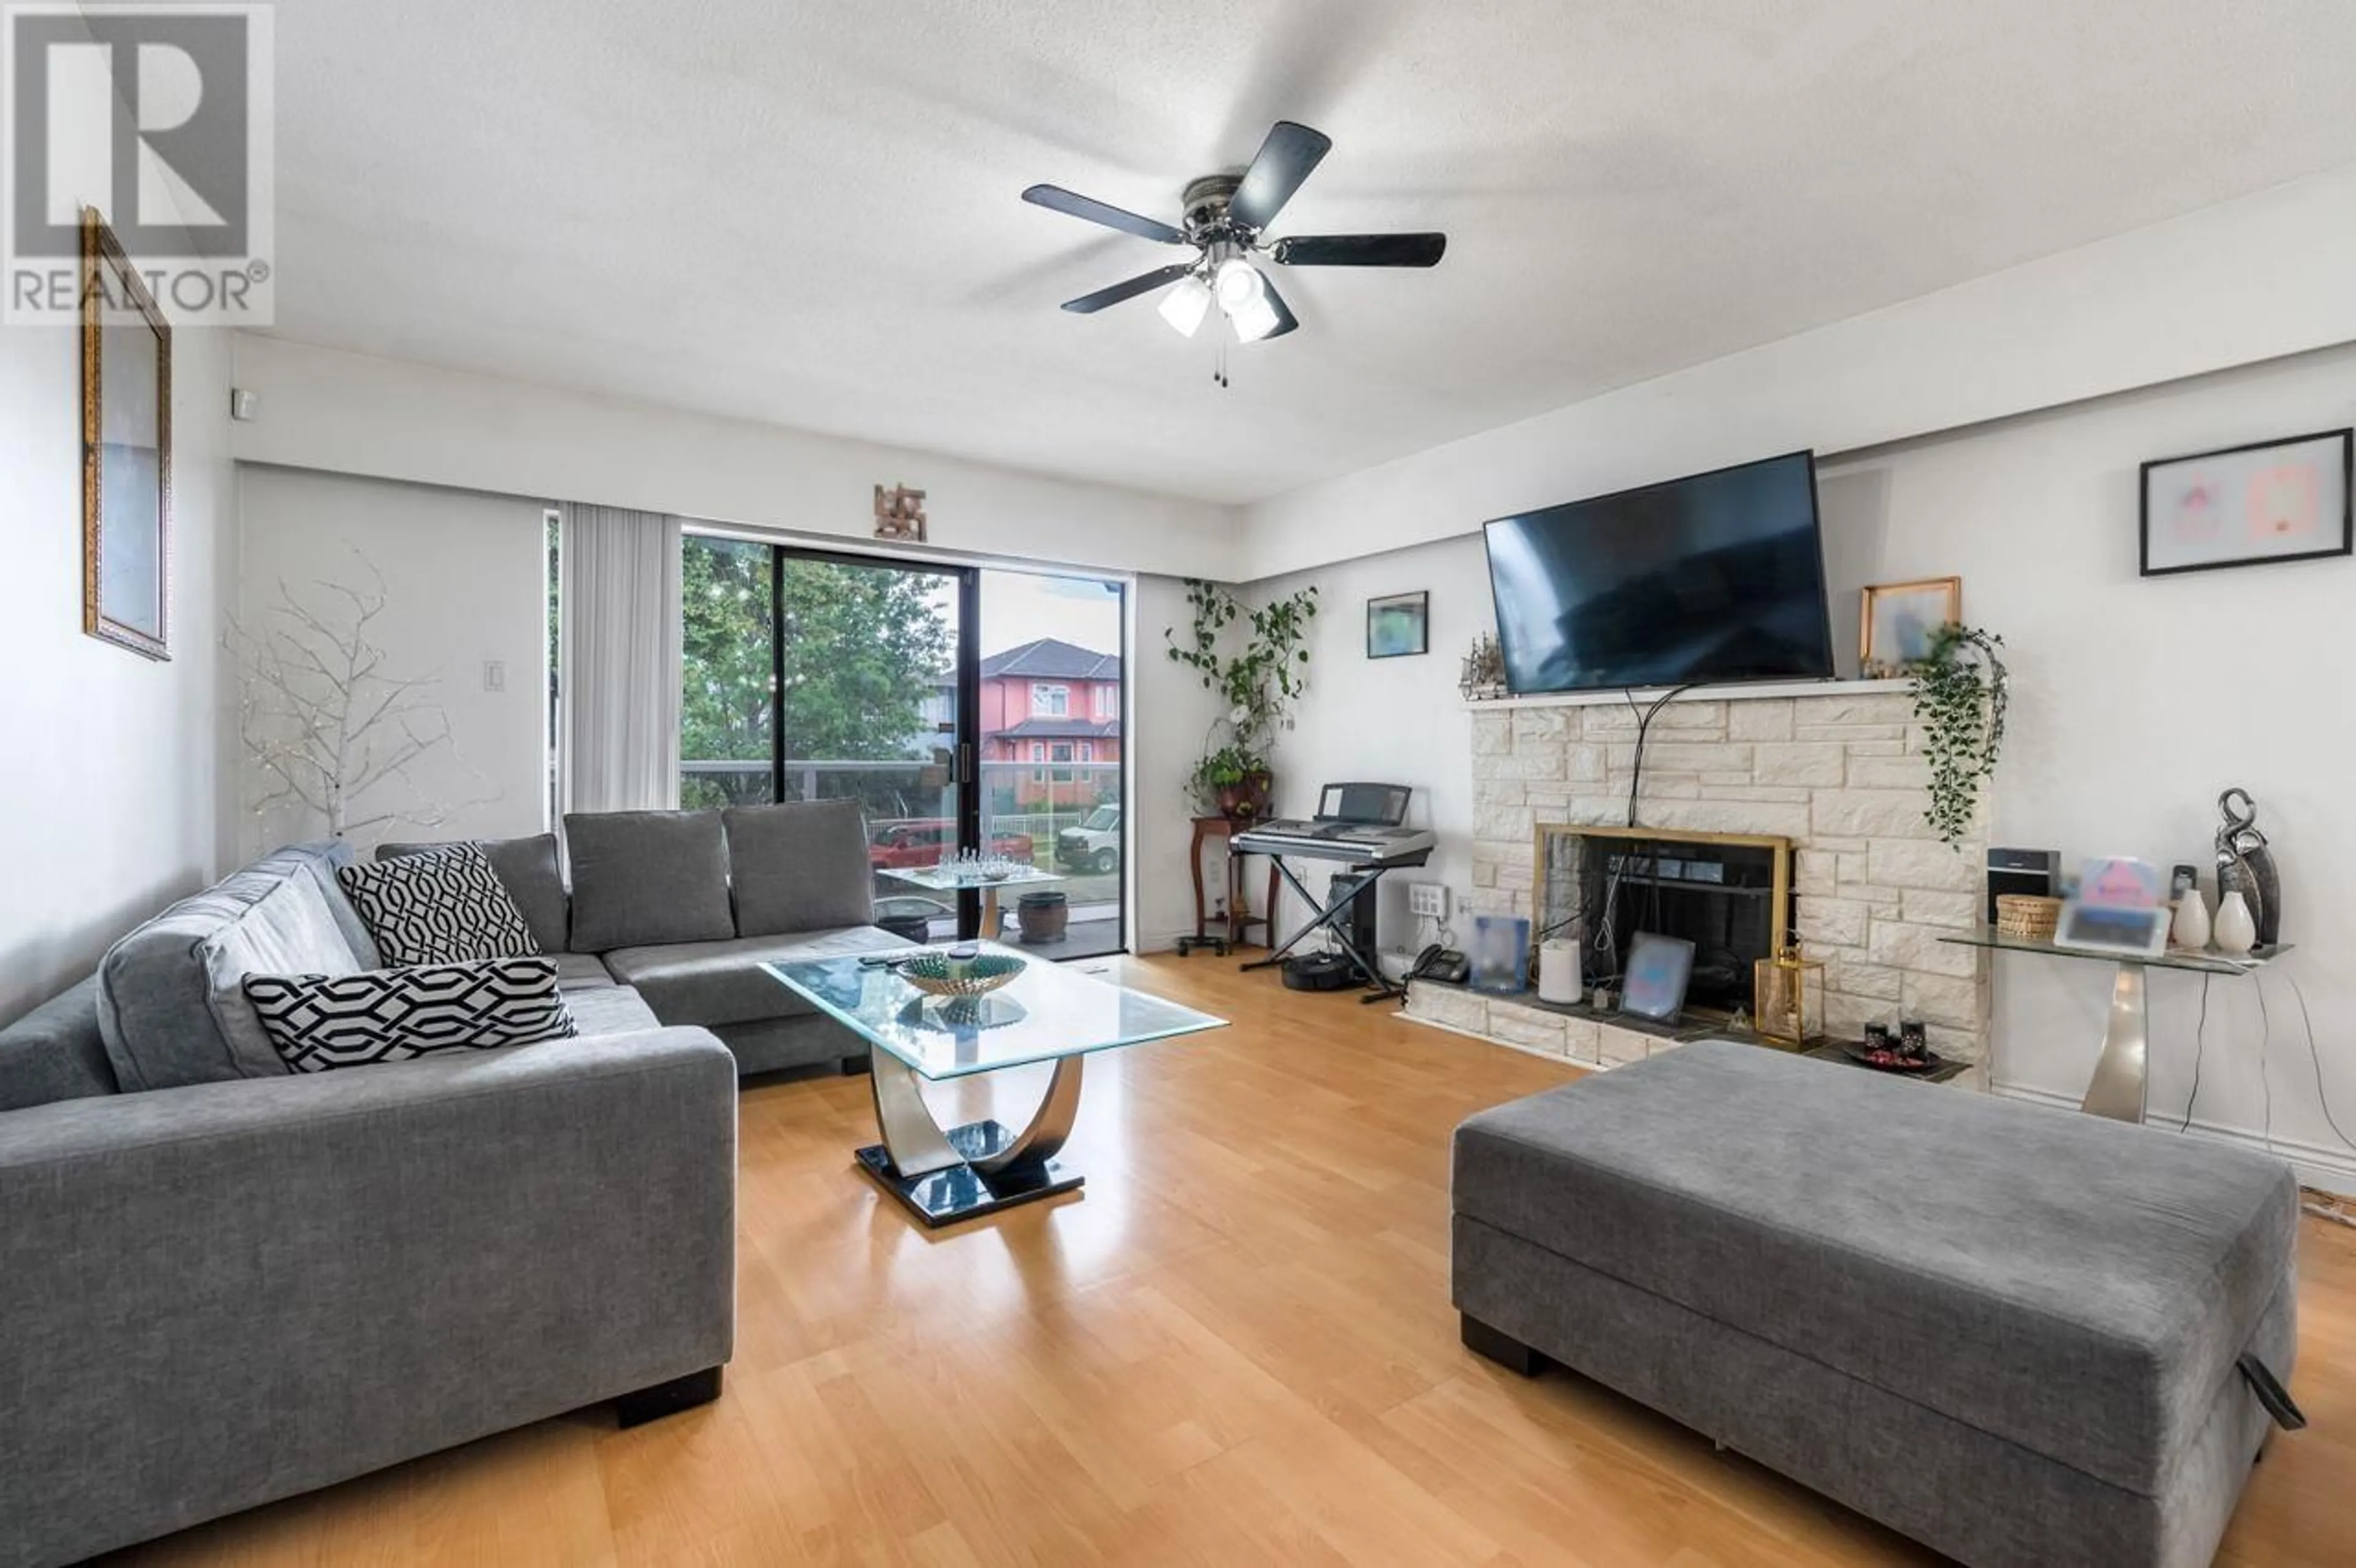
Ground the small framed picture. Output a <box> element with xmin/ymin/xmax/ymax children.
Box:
<box><xmin>1366</xmin><ymin>591</ymin><xmax>1429</xmax><ymax>658</ymax></box>
<box><xmin>2141</xmin><ymin>429</ymin><xmax>2352</xmax><ymax>577</ymax></box>
<box><xmin>1620</xmin><ymin>931</ymin><xmax>1696</xmax><ymax>1023</ymax></box>
<box><xmin>2053</xmin><ymin>902</ymin><xmax>2172</xmax><ymax>960</ymax></box>
<box><xmin>1858</xmin><ymin>577</ymin><xmax>1960</xmax><ymax>677</ymax></box>
<box><xmin>1469</xmin><ymin>914</ymin><xmax>1530</xmax><ymax>993</ymax></box>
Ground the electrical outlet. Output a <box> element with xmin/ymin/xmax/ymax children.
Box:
<box><xmin>1408</xmin><ymin>882</ymin><xmax>1447</xmax><ymax>919</ymax></box>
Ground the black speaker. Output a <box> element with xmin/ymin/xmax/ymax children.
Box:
<box><xmin>1326</xmin><ymin>869</ymin><xmax>1380</xmax><ymax>956</ymax></box>
<box><xmin>1986</xmin><ymin>848</ymin><xmax>2061</xmax><ymax>924</ymax></box>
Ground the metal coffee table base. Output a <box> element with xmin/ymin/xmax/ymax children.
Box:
<box><xmin>855</xmin><ymin>1050</ymin><xmax>1086</xmax><ymax>1226</ymax></box>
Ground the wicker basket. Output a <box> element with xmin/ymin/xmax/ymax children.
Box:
<box><xmin>1995</xmin><ymin>894</ymin><xmax>2063</xmax><ymax>940</ymax></box>
<box><xmin>899</xmin><ymin>950</ymin><xmax>1026</xmax><ymax>998</ymax></box>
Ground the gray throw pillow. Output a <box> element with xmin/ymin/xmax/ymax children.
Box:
<box><xmin>244</xmin><ymin>956</ymin><xmax>576</xmax><ymax>1073</ymax></box>
<box><xmin>200</xmin><ymin>868</ymin><xmax>363</xmax><ymax>1078</ymax></box>
<box><xmin>380</xmin><ymin>833</ymin><xmax>571</xmax><ymax>953</ymax></box>
<box><xmin>564</xmin><ymin>810</ymin><xmax>736</xmax><ymax>952</ymax></box>
<box><xmin>337</xmin><ymin>844</ymin><xmax>541</xmax><ymax>967</ymax></box>
<box><xmin>725</xmin><ymin>800</ymin><xmax>875</xmax><ymax>937</ymax></box>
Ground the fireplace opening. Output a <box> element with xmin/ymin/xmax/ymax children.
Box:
<box><xmin>1537</xmin><ymin>825</ymin><xmax>1792</xmax><ymax>1019</ymax></box>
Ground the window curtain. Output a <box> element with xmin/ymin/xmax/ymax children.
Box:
<box><xmin>557</xmin><ymin>503</ymin><xmax>683</xmax><ymax>816</ymax></box>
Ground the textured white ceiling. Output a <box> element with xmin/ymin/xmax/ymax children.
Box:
<box><xmin>260</xmin><ymin>0</ymin><xmax>2356</xmax><ymax>505</ymax></box>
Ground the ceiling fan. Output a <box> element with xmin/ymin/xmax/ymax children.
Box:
<box><xmin>1021</xmin><ymin>120</ymin><xmax>1446</xmax><ymax>350</ymax></box>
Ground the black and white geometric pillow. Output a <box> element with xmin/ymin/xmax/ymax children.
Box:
<box><xmin>244</xmin><ymin>957</ymin><xmax>577</xmax><ymax>1074</ymax></box>
<box><xmin>337</xmin><ymin>843</ymin><xmax>541</xmax><ymax>967</ymax></box>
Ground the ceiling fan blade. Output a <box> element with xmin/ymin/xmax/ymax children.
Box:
<box><xmin>1228</xmin><ymin>121</ymin><xmax>1331</xmax><ymax>232</ymax></box>
<box><xmin>1272</xmin><ymin>232</ymin><xmax>1447</xmax><ymax>268</ymax></box>
<box><xmin>1060</xmin><ymin>263</ymin><xmax>1196</xmax><ymax>313</ymax></box>
<box><xmin>1022</xmin><ymin>185</ymin><xmax>1187</xmax><ymax>245</ymax></box>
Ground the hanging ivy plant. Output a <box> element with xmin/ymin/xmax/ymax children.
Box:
<box><xmin>1911</xmin><ymin>624</ymin><xmax>2008</xmax><ymax>848</ymax></box>
<box><xmin>1165</xmin><ymin>578</ymin><xmax>1319</xmax><ymax>814</ymax></box>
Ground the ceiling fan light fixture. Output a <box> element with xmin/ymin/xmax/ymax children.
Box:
<box><xmin>1157</xmin><ymin>272</ymin><xmax>1212</xmax><ymax>337</ymax></box>
<box><xmin>1212</xmin><ymin>254</ymin><xmax>1265</xmax><ymax>314</ymax></box>
<box><xmin>1227</xmin><ymin>288</ymin><xmax>1282</xmax><ymax>344</ymax></box>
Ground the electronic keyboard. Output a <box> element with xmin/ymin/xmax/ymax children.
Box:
<box><xmin>1230</xmin><ymin>819</ymin><xmax>1436</xmax><ymax>866</ymax></box>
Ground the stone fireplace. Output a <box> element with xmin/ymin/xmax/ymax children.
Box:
<box><xmin>1407</xmin><ymin>684</ymin><xmax>1991</xmax><ymax>1075</ymax></box>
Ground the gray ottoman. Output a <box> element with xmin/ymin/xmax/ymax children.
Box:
<box><xmin>1452</xmin><ymin>1042</ymin><xmax>2300</xmax><ymax>1568</ymax></box>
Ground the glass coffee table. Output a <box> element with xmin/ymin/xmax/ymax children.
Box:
<box><xmin>764</xmin><ymin>943</ymin><xmax>1225</xmax><ymax>1226</ymax></box>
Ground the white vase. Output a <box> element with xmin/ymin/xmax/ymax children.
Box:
<box><xmin>2213</xmin><ymin>891</ymin><xmax>2257</xmax><ymax>956</ymax></box>
<box><xmin>1536</xmin><ymin>939</ymin><xmax>1581</xmax><ymax>1004</ymax></box>
<box><xmin>2172</xmin><ymin>890</ymin><xmax>2211</xmax><ymax>951</ymax></box>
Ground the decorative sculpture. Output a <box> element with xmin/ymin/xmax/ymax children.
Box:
<box><xmin>2214</xmin><ymin>787</ymin><xmax>2282</xmax><ymax>948</ymax></box>
<box><xmin>233</xmin><ymin>553</ymin><xmax>494</xmax><ymax>840</ymax></box>
<box><xmin>1458</xmin><ymin>631</ymin><xmax>1507</xmax><ymax>701</ymax></box>
<box><xmin>874</xmin><ymin>483</ymin><xmax>928</xmax><ymax>542</ymax></box>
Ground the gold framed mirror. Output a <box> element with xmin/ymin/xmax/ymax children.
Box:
<box><xmin>82</xmin><ymin>207</ymin><xmax>174</xmax><ymax>660</ymax></box>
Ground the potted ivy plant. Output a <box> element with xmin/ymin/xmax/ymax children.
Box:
<box><xmin>1190</xmin><ymin>742</ymin><xmax>1273</xmax><ymax>821</ymax></box>
<box><xmin>1910</xmin><ymin>623</ymin><xmax>2008</xmax><ymax>848</ymax></box>
<box><xmin>1166</xmin><ymin>579</ymin><xmax>1319</xmax><ymax>820</ymax></box>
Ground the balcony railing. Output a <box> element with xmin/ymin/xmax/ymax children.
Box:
<box><xmin>680</xmin><ymin>759</ymin><xmax>1123</xmax><ymax>908</ymax></box>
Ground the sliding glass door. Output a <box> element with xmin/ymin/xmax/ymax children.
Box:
<box><xmin>679</xmin><ymin>537</ymin><xmax>1128</xmax><ymax>953</ymax></box>
<box><xmin>977</xmin><ymin>569</ymin><xmax>1127</xmax><ymax>959</ymax></box>
<box><xmin>679</xmin><ymin>536</ymin><xmax>779</xmax><ymax>808</ymax></box>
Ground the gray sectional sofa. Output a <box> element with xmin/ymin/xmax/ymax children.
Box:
<box><xmin>388</xmin><ymin>801</ymin><xmax>913</xmax><ymax>1078</ymax></box>
<box><xmin>0</xmin><ymin>800</ymin><xmax>902</xmax><ymax>1568</ymax></box>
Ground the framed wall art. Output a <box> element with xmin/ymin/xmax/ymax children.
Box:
<box><xmin>2141</xmin><ymin>428</ymin><xmax>2352</xmax><ymax>577</ymax></box>
<box><xmin>1858</xmin><ymin>577</ymin><xmax>1960</xmax><ymax>676</ymax></box>
<box><xmin>1366</xmin><ymin>590</ymin><xmax>1428</xmax><ymax>658</ymax></box>
<box><xmin>82</xmin><ymin>208</ymin><xmax>173</xmax><ymax>659</ymax></box>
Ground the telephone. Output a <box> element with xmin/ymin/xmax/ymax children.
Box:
<box><xmin>1409</xmin><ymin>943</ymin><xmax>1470</xmax><ymax>985</ymax></box>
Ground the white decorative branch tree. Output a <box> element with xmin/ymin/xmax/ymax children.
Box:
<box><xmin>234</xmin><ymin>555</ymin><xmax>495</xmax><ymax>840</ymax></box>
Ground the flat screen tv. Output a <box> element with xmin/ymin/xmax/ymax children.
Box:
<box><xmin>1482</xmin><ymin>451</ymin><xmax>1835</xmax><ymax>694</ymax></box>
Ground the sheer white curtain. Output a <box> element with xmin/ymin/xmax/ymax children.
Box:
<box><xmin>557</xmin><ymin>503</ymin><xmax>683</xmax><ymax>815</ymax></box>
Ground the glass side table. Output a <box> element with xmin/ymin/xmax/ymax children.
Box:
<box><xmin>1937</xmin><ymin>928</ymin><xmax>2293</xmax><ymax>1124</ymax></box>
<box><xmin>880</xmin><ymin>864</ymin><xmax>1064</xmax><ymax>940</ymax></box>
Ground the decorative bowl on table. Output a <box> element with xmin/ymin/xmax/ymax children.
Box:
<box><xmin>899</xmin><ymin>950</ymin><xmax>1026</xmax><ymax>998</ymax></box>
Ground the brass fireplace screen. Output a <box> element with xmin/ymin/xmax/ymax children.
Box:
<box><xmin>1534</xmin><ymin>823</ymin><xmax>1793</xmax><ymax>1019</ymax></box>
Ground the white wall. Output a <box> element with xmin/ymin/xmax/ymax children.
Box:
<box><xmin>230</xmin><ymin>337</ymin><xmax>1241</xmax><ymax>582</ymax></box>
<box><xmin>1250</xmin><ymin>343</ymin><xmax>2356</xmax><ymax>1188</ymax></box>
<box><xmin>1241</xmin><ymin>161</ymin><xmax>2356</xmax><ymax>580</ymax></box>
<box><xmin>1827</xmin><ymin>346</ymin><xmax>2356</xmax><ymax>1185</ymax></box>
<box><xmin>1130</xmin><ymin>574</ymin><xmax>1229</xmax><ymax>951</ymax></box>
<box><xmin>1250</xmin><ymin>543</ymin><xmax>1496</xmax><ymax>958</ymax></box>
<box><xmin>234</xmin><ymin>466</ymin><xmax>553</xmax><ymax>857</ymax></box>
<box><xmin>0</xmin><ymin>320</ymin><xmax>236</xmax><ymax>1024</ymax></box>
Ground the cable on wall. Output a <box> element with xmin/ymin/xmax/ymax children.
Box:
<box><xmin>1623</xmin><ymin>683</ymin><xmax>1698</xmax><ymax>829</ymax></box>
<box><xmin>2177</xmin><ymin>974</ymin><xmax>2212</xmax><ymax>1134</ymax></box>
<box><xmin>2286</xmin><ymin>974</ymin><xmax>2356</xmax><ymax>1153</ymax></box>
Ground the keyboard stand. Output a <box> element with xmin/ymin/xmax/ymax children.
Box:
<box><xmin>1241</xmin><ymin>850</ymin><xmax>1430</xmax><ymax>1004</ymax></box>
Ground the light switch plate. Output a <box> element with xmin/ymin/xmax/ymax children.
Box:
<box><xmin>482</xmin><ymin>659</ymin><xmax>506</xmax><ymax>693</ymax></box>
<box><xmin>1407</xmin><ymin>882</ymin><xmax>1447</xmax><ymax>918</ymax></box>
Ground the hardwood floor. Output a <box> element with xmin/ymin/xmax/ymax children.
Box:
<box><xmin>118</xmin><ymin>955</ymin><xmax>2355</xmax><ymax>1567</ymax></box>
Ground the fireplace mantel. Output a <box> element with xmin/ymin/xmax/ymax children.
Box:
<box><xmin>1465</xmin><ymin>676</ymin><xmax>1912</xmax><ymax>712</ymax></box>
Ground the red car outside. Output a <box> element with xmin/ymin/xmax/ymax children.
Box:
<box><xmin>868</xmin><ymin>820</ymin><xmax>1036</xmax><ymax>871</ymax></box>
